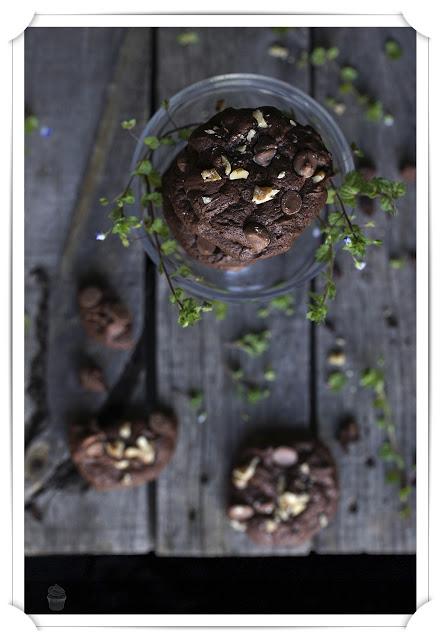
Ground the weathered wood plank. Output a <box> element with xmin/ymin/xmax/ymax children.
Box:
<box><xmin>311</xmin><ymin>27</ymin><xmax>416</xmax><ymax>552</ymax></box>
<box><xmin>25</xmin><ymin>27</ymin><xmax>155</xmax><ymax>554</ymax></box>
<box><xmin>155</xmin><ymin>27</ymin><xmax>314</xmax><ymax>555</ymax></box>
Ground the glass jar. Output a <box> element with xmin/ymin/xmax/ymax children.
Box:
<box><xmin>131</xmin><ymin>73</ymin><xmax>354</xmax><ymax>302</ymax></box>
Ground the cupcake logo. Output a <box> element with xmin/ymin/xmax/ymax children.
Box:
<box><xmin>47</xmin><ymin>584</ymin><xmax>66</xmax><ymax>611</ymax></box>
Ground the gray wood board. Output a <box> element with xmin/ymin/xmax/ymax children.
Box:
<box><xmin>25</xmin><ymin>28</ymin><xmax>155</xmax><ymax>554</ymax></box>
<box><xmin>310</xmin><ymin>27</ymin><xmax>416</xmax><ymax>552</ymax></box>
<box><xmin>154</xmin><ymin>27</ymin><xmax>314</xmax><ymax>555</ymax></box>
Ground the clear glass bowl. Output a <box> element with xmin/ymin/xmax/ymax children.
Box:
<box><xmin>131</xmin><ymin>73</ymin><xmax>354</xmax><ymax>302</ymax></box>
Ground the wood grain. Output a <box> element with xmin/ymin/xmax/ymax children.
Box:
<box><xmin>24</xmin><ymin>26</ymin><xmax>416</xmax><ymax>556</ymax></box>
<box><xmin>154</xmin><ymin>27</ymin><xmax>314</xmax><ymax>555</ymax></box>
<box><xmin>310</xmin><ymin>27</ymin><xmax>416</xmax><ymax>552</ymax></box>
<box><xmin>25</xmin><ymin>28</ymin><xmax>155</xmax><ymax>554</ymax></box>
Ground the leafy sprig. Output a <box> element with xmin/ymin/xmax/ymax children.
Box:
<box><xmin>307</xmin><ymin>172</ymin><xmax>406</xmax><ymax>323</ymax></box>
<box><xmin>258</xmin><ymin>294</ymin><xmax>295</xmax><ymax>318</ymax></box>
<box><xmin>98</xmin><ymin>117</ymin><xmax>229</xmax><ymax>328</ymax></box>
<box><xmin>230</xmin><ymin>330</ymin><xmax>272</xmax><ymax>358</ymax></box>
<box><xmin>360</xmin><ymin>365</ymin><xmax>413</xmax><ymax>516</ymax></box>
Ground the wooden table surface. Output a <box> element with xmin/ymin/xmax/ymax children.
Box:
<box><xmin>24</xmin><ymin>26</ymin><xmax>416</xmax><ymax>555</ymax></box>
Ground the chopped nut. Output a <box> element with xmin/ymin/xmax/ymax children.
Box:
<box><xmin>204</xmin><ymin>129</ymin><xmax>215</xmax><ymax>134</ymax></box>
<box><xmin>105</xmin><ymin>440</ymin><xmax>125</xmax><ymax>459</ymax></box>
<box><xmin>201</xmin><ymin>168</ymin><xmax>222</xmax><ymax>182</ymax></box>
<box><xmin>319</xmin><ymin>513</ymin><xmax>329</xmax><ymax>528</ymax></box>
<box><xmin>228</xmin><ymin>504</ymin><xmax>254</xmax><ymax>521</ymax></box>
<box><xmin>327</xmin><ymin>350</ymin><xmax>346</xmax><ymax>366</ymax></box>
<box><xmin>230</xmin><ymin>520</ymin><xmax>246</xmax><ymax>532</ymax></box>
<box><xmin>232</xmin><ymin>456</ymin><xmax>259</xmax><ymax>489</ymax></box>
<box><xmin>312</xmin><ymin>170</ymin><xmax>326</xmax><ymax>183</ymax></box>
<box><xmin>277</xmin><ymin>171</ymin><xmax>286</xmax><ymax>179</ymax></box>
<box><xmin>229</xmin><ymin>168</ymin><xmax>249</xmax><ymax>180</ymax></box>
<box><xmin>121</xmin><ymin>473</ymin><xmax>132</xmax><ymax>486</ymax></box>
<box><xmin>202</xmin><ymin>196</ymin><xmax>212</xmax><ymax>204</ymax></box>
<box><xmin>115</xmin><ymin>459</ymin><xmax>130</xmax><ymax>470</ymax></box>
<box><xmin>299</xmin><ymin>463</ymin><xmax>310</xmax><ymax>475</ymax></box>
<box><xmin>136</xmin><ymin>436</ymin><xmax>155</xmax><ymax>464</ymax></box>
<box><xmin>252</xmin><ymin>185</ymin><xmax>280</xmax><ymax>204</ymax></box>
<box><xmin>237</xmin><ymin>144</ymin><xmax>247</xmax><ymax>154</ymax></box>
<box><xmin>290</xmin><ymin>119</ymin><xmax>297</xmax><ymax>126</ymax></box>
<box><xmin>265</xmin><ymin>519</ymin><xmax>278</xmax><ymax>533</ymax></box>
<box><xmin>253</xmin><ymin>109</ymin><xmax>268</xmax><ymax>128</ymax></box>
<box><xmin>246</xmin><ymin>129</ymin><xmax>256</xmax><ymax>142</ymax></box>
<box><xmin>272</xmin><ymin>446</ymin><xmax>298</xmax><ymax>467</ymax></box>
<box><xmin>124</xmin><ymin>447</ymin><xmax>141</xmax><ymax>459</ymax></box>
<box><xmin>118</xmin><ymin>422</ymin><xmax>132</xmax><ymax>439</ymax></box>
<box><xmin>278</xmin><ymin>492</ymin><xmax>309</xmax><ymax>519</ymax></box>
<box><xmin>268</xmin><ymin>44</ymin><xmax>289</xmax><ymax>59</ymax></box>
<box><xmin>220</xmin><ymin>155</ymin><xmax>232</xmax><ymax>176</ymax></box>
<box><xmin>86</xmin><ymin>442</ymin><xmax>103</xmax><ymax>458</ymax></box>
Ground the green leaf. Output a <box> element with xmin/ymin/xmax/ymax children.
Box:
<box><xmin>385</xmin><ymin>39</ymin><xmax>402</xmax><ymax>60</ymax></box>
<box><xmin>134</xmin><ymin>159</ymin><xmax>153</xmax><ymax>176</ymax></box>
<box><xmin>360</xmin><ymin>367</ymin><xmax>385</xmax><ymax>393</ymax></box>
<box><xmin>161</xmin><ymin>98</ymin><xmax>170</xmax><ymax>111</ymax></box>
<box><xmin>385</xmin><ymin>469</ymin><xmax>401</xmax><ymax>484</ymax></box>
<box><xmin>25</xmin><ymin>115</ymin><xmax>39</xmax><ymax>134</ymax></box>
<box><xmin>326</xmin><ymin>46</ymin><xmax>340</xmax><ymax>60</ymax></box>
<box><xmin>264</xmin><ymin>368</ymin><xmax>276</xmax><ymax>382</ymax></box>
<box><xmin>245</xmin><ymin>385</ymin><xmax>271</xmax><ymax>405</ymax></box>
<box><xmin>160</xmin><ymin>239</ymin><xmax>178</xmax><ymax>256</ymax></box>
<box><xmin>145</xmin><ymin>217</ymin><xmax>169</xmax><ymax>238</ymax></box>
<box><xmin>315</xmin><ymin>243</ymin><xmax>331</xmax><ymax>263</ymax></box>
<box><xmin>144</xmin><ymin>136</ymin><xmax>160</xmax><ymax>150</ymax></box>
<box><xmin>189</xmin><ymin>390</ymin><xmax>203</xmax><ymax>410</ymax></box>
<box><xmin>177</xmin><ymin>31</ymin><xmax>199</xmax><ymax>46</ymax></box>
<box><xmin>212</xmin><ymin>300</ymin><xmax>228</xmax><ymax>321</ymax></box>
<box><xmin>310</xmin><ymin>47</ymin><xmax>327</xmax><ymax>66</ymax></box>
<box><xmin>233</xmin><ymin>330</ymin><xmax>271</xmax><ymax>358</ymax></box>
<box><xmin>399</xmin><ymin>485</ymin><xmax>412</xmax><ymax>502</ymax></box>
<box><xmin>99</xmin><ymin>197</ymin><xmax>109</xmax><ymax>206</ymax></box>
<box><xmin>389</xmin><ymin>256</ymin><xmax>405</xmax><ymax>269</ymax></box>
<box><xmin>141</xmin><ymin>191</ymin><xmax>163</xmax><ymax>206</ymax></box>
<box><xmin>148</xmin><ymin>169</ymin><xmax>162</xmax><ymax>188</ymax></box>
<box><xmin>340</xmin><ymin>66</ymin><xmax>358</xmax><ymax>82</ymax></box>
<box><xmin>327</xmin><ymin>371</ymin><xmax>348</xmax><ymax>392</ymax></box>
<box><xmin>178</xmin><ymin>128</ymin><xmax>193</xmax><ymax>141</ymax></box>
<box><xmin>365</xmin><ymin>100</ymin><xmax>384</xmax><ymax>123</ymax></box>
<box><xmin>326</xmin><ymin>188</ymin><xmax>336</xmax><ymax>205</ymax></box>
<box><xmin>121</xmin><ymin>118</ymin><xmax>137</xmax><ymax>130</ymax></box>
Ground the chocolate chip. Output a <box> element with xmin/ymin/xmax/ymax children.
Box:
<box><xmin>336</xmin><ymin>419</ymin><xmax>360</xmax><ymax>452</ymax></box>
<box><xmin>228</xmin><ymin>504</ymin><xmax>254</xmax><ymax>521</ymax></box>
<box><xmin>281</xmin><ymin>191</ymin><xmax>302</xmax><ymax>215</ymax></box>
<box><xmin>400</xmin><ymin>163</ymin><xmax>416</xmax><ymax>183</ymax></box>
<box><xmin>196</xmin><ymin>236</ymin><xmax>216</xmax><ymax>255</ymax></box>
<box><xmin>79</xmin><ymin>366</ymin><xmax>107</xmax><ymax>393</ymax></box>
<box><xmin>293</xmin><ymin>150</ymin><xmax>318</xmax><ymax>178</ymax></box>
<box><xmin>272</xmin><ymin>446</ymin><xmax>298</xmax><ymax>467</ymax></box>
<box><xmin>78</xmin><ymin>287</ymin><xmax>103</xmax><ymax>309</ymax></box>
<box><xmin>176</xmin><ymin>153</ymin><xmax>188</xmax><ymax>173</ymax></box>
<box><xmin>243</xmin><ymin>221</ymin><xmax>270</xmax><ymax>253</ymax></box>
<box><xmin>253</xmin><ymin>148</ymin><xmax>277</xmax><ymax>167</ymax></box>
<box><xmin>106</xmin><ymin>319</ymin><xmax>128</xmax><ymax>340</ymax></box>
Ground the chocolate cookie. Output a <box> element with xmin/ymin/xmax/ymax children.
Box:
<box><xmin>69</xmin><ymin>412</ymin><xmax>178</xmax><ymax>490</ymax></box>
<box><xmin>227</xmin><ymin>438</ymin><xmax>338</xmax><ymax>546</ymax></box>
<box><xmin>162</xmin><ymin>106</ymin><xmax>333</xmax><ymax>269</ymax></box>
<box><xmin>78</xmin><ymin>286</ymin><xmax>133</xmax><ymax>349</ymax></box>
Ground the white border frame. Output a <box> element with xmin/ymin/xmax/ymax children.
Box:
<box><xmin>6</xmin><ymin>7</ymin><xmax>429</xmax><ymax>631</ymax></box>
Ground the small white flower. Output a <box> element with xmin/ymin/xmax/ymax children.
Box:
<box><xmin>355</xmin><ymin>260</ymin><xmax>366</xmax><ymax>271</ymax></box>
<box><xmin>344</xmin><ymin>236</ymin><xmax>352</xmax><ymax>246</ymax></box>
<box><xmin>96</xmin><ymin>232</ymin><xmax>106</xmax><ymax>241</ymax></box>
